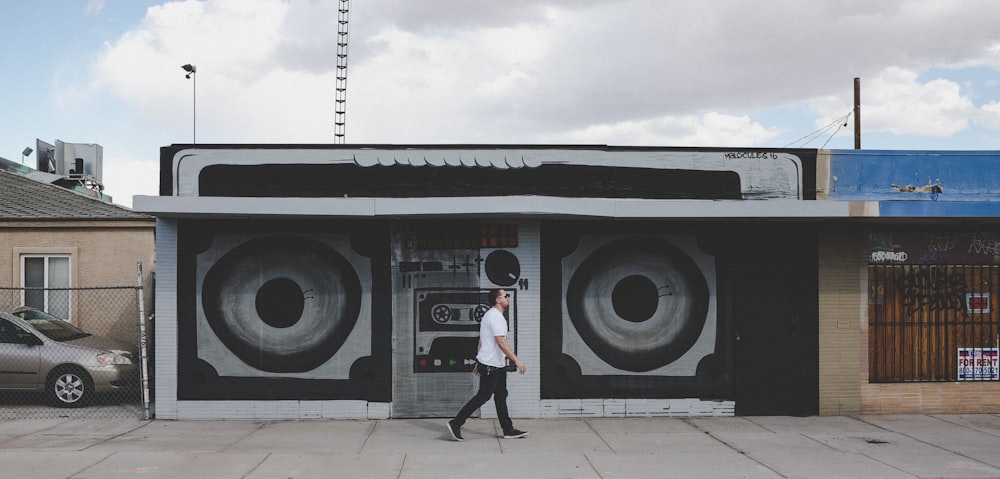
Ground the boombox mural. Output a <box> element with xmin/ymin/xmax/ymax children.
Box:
<box><xmin>140</xmin><ymin>145</ymin><xmax>822</xmax><ymax>419</ymax></box>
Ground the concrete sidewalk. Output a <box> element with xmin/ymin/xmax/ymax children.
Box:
<box><xmin>1</xmin><ymin>414</ymin><xmax>999</xmax><ymax>478</ymax></box>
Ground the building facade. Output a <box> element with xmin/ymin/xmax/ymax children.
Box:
<box><xmin>819</xmin><ymin>149</ymin><xmax>1000</xmax><ymax>414</ymax></box>
<box><xmin>135</xmin><ymin>145</ymin><xmax>999</xmax><ymax>419</ymax></box>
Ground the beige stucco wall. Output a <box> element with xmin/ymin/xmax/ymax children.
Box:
<box><xmin>0</xmin><ymin>220</ymin><xmax>155</xmax><ymax>343</ymax></box>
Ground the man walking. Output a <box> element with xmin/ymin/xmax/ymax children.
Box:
<box><xmin>446</xmin><ymin>288</ymin><xmax>528</xmax><ymax>441</ymax></box>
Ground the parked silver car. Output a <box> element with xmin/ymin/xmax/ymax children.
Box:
<box><xmin>0</xmin><ymin>307</ymin><xmax>138</xmax><ymax>407</ymax></box>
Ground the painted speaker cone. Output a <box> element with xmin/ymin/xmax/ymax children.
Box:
<box><xmin>201</xmin><ymin>235</ymin><xmax>362</xmax><ymax>373</ymax></box>
<box><xmin>565</xmin><ymin>236</ymin><xmax>709</xmax><ymax>372</ymax></box>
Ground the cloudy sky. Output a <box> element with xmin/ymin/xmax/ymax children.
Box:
<box><xmin>2</xmin><ymin>0</ymin><xmax>1000</xmax><ymax>207</ymax></box>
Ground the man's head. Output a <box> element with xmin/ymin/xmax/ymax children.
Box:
<box><xmin>489</xmin><ymin>288</ymin><xmax>509</xmax><ymax>309</ymax></box>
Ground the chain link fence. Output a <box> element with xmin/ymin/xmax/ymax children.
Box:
<box><xmin>0</xmin><ymin>285</ymin><xmax>150</xmax><ymax>420</ymax></box>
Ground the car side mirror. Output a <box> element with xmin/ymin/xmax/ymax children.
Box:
<box><xmin>16</xmin><ymin>333</ymin><xmax>43</xmax><ymax>346</ymax></box>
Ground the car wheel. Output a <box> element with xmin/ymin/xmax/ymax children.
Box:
<box><xmin>46</xmin><ymin>367</ymin><xmax>93</xmax><ymax>408</ymax></box>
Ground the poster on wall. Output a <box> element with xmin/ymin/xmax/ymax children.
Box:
<box><xmin>966</xmin><ymin>293</ymin><xmax>991</xmax><ymax>314</ymax></box>
<box><xmin>957</xmin><ymin>348</ymin><xmax>999</xmax><ymax>381</ymax></box>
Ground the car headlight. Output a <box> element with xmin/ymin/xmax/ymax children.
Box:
<box><xmin>97</xmin><ymin>352</ymin><xmax>133</xmax><ymax>365</ymax></box>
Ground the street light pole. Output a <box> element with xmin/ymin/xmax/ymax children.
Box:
<box><xmin>182</xmin><ymin>64</ymin><xmax>197</xmax><ymax>144</ymax></box>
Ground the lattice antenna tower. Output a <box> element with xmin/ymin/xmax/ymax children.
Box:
<box><xmin>334</xmin><ymin>0</ymin><xmax>350</xmax><ymax>143</ymax></box>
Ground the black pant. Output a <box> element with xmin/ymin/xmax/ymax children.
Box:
<box><xmin>452</xmin><ymin>364</ymin><xmax>513</xmax><ymax>433</ymax></box>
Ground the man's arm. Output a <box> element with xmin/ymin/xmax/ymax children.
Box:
<box><xmin>495</xmin><ymin>336</ymin><xmax>526</xmax><ymax>374</ymax></box>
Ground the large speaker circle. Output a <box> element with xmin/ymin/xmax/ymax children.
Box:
<box><xmin>201</xmin><ymin>235</ymin><xmax>362</xmax><ymax>373</ymax></box>
<box><xmin>566</xmin><ymin>236</ymin><xmax>709</xmax><ymax>372</ymax></box>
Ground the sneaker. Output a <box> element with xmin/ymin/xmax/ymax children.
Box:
<box><xmin>446</xmin><ymin>420</ymin><xmax>464</xmax><ymax>442</ymax></box>
<box><xmin>502</xmin><ymin>428</ymin><xmax>528</xmax><ymax>439</ymax></box>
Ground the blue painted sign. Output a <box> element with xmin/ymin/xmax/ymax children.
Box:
<box><xmin>829</xmin><ymin>149</ymin><xmax>1000</xmax><ymax>202</ymax></box>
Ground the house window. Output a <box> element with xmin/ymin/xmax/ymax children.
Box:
<box><xmin>21</xmin><ymin>255</ymin><xmax>71</xmax><ymax>320</ymax></box>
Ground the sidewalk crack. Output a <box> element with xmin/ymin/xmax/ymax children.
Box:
<box><xmin>684</xmin><ymin>418</ymin><xmax>788</xmax><ymax>478</ymax></box>
<box><xmin>584</xmin><ymin>418</ymin><xmax>616</xmax><ymax>453</ymax></box>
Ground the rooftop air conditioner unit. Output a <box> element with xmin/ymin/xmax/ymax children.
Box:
<box><xmin>54</xmin><ymin>140</ymin><xmax>103</xmax><ymax>182</ymax></box>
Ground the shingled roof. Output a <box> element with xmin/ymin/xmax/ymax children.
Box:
<box><xmin>0</xmin><ymin>170</ymin><xmax>152</xmax><ymax>221</ymax></box>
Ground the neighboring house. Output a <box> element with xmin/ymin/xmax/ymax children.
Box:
<box><xmin>0</xmin><ymin>167</ymin><xmax>155</xmax><ymax>343</ymax></box>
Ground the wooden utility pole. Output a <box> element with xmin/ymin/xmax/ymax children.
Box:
<box><xmin>854</xmin><ymin>77</ymin><xmax>861</xmax><ymax>149</ymax></box>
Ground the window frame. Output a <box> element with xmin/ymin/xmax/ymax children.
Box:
<box><xmin>14</xmin><ymin>248</ymin><xmax>77</xmax><ymax>322</ymax></box>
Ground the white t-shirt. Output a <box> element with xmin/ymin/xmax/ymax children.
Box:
<box><xmin>476</xmin><ymin>307</ymin><xmax>508</xmax><ymax>367</ymax></box>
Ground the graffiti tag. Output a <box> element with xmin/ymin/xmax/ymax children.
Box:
<box><xmin>724</xmin><ymin>152</ymin><xmax>778</xmax><ymax>160</ymax></box>
<box><xmin>927</xmin><ymin>234</ymin><xmax>957</xmax><ymax>252</ymax></box>
<box><xmin>968</xmin><ymin>233</ymin><xmax>1000</xmax><ymax>257</ymax></box>
<box><xmin>896</xmin><ymin>268</ymin><xmax>966</xmax><ymax>313</ymax></box>
<box><xmin>871</xmin><ymin>251</ymin><xmax>908</xmax><ymax>263</ymax></box>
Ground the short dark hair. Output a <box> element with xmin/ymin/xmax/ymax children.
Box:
<box><xmin>488</xmin><ymin>288</ymin><xmax>504</xmax><ymax>306</ymax></box>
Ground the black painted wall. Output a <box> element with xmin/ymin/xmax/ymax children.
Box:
<box><xmin>725</xmin><ymin>224</ymin><xmax>819</xmax><ymax>416</ymax></box>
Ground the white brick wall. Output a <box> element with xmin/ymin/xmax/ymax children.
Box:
<box><xmin>153</xmin><ymin>218</ymin><xmax>179</xmax><ymax>419</ymax></box>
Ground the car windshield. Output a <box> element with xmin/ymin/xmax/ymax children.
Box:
<box><xmin>13</xmin><ymin>309</ymin><xmax>91</xmax><ymax>342</ymax></box>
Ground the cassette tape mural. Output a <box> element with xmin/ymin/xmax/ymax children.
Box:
<box><xmin>541</xmin><ymin>224</ymin><xmax>732</xmax><ymax>401</ymax></box>
<box><xmin>177</xmin><ymin>221</ymin><xmax>391</xmax><ymax>401</ymax></box>
<box><xmin>392</xmin><ymin>221</ymin><xmax>528</xmax><ymax>417</ymax></box>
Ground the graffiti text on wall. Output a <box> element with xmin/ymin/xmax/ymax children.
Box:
<box><xmin>895</xmin><ymin>268</ymin><xmax>967</xmax><ymax>314</ymax></box>
<box><xmin>968</xmin><ymin>233</ymin><xmax>1000</xmax><ymax>257</ymax></box>
<box><xmin>871</xmin><ymin>251</ymin><xmax>908</xmax><ymax>263</ymax></box>
<box><xmin>869</xmin><ymin>231</ymin><xmax>1000</xmax><ymax>265</ymax></box>
<box><xmin>724</xmin><ymin>152</ymin><xmax>779</xmax><ymax>160</ymax></box>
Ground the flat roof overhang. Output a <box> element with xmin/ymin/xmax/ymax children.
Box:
<box><xmin>133</xmin><ymin>195</ymin><xmax>859</xmax><ymax>220</ymax></box>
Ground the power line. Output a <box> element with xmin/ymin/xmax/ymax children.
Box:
<box><xmin>820</xmin><ymin>111</ymin><xmax>851</xmax><ymax>149</ymax></box>
<box><xmin>783</xmin><ymin>110</ymin><xmax>852</xmax><ymax>148</ymax></box>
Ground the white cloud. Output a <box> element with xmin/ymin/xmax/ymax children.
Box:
<box><xmin>811</xmin><ymin>67</ymin><xmax>977</xmax><ymax>137</ymax></box>
<box><xmin>102</xmin><ymin>157</ymin><xmax>160</xmax><ymax>208</ymax></box>
<box><xmin>348</xmin><ymin>0</ymin><xmax>1000</xmax><ymax>143</ymax></box>
<box><xmin>85</xmin><ymin>0</ymin><xmax>106</xmax><ymax>15</ymax></box>
<box><xmin>61</xmin><ymin>0</ymin><xmax>1000</xmax><ymax>204</ymax></box>
<box><xmin>94</xmin><ymin>0</ymin><xmax>291</xmax><ymax>131</ymax></box>
<box><xmin>89</xmin><ymin>0</ymin><xmax>1000</xmax><ymax>145</ymax></box>
<box><xmin>869</xmin><ymin>69</ymin><xmax>974</xmax><ymax>136</ymax></box>
<box><xmin>977</xmin><ymin>102</ymin><xmax>1000</xmax><ymax>131</ymax></box>
<box><xmin>556</xmin><ymin>112</ymin><xmax>783</xmax><ymax>147</ymax></box>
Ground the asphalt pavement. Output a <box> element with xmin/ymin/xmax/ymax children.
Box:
<box><xmin>1</xmin><ymin>413</ymin><xmax>999</xmax><ymax>478</ymax></box>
